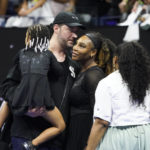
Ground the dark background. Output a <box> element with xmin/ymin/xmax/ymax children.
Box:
<box><xmin>0</xmin><ymin>26</ymin><xmax>150</xmax><ymax>82</ymax></box>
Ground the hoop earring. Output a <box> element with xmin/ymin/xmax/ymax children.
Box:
<box><xmin>91</xmin><ymin>54</ymin><xmax>94</xmax><ymax>58</ymax></box>
<box><xmin>113</xmin><ymin>64</ymin><xmax>116</xmax><ymax>71</ymax></box>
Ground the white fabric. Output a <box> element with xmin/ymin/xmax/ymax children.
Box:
<box><xmin>117</xmin><ymin>5</ymin><xmax>142</xmax><ymax>42</ymax></box>
<box><xmin>117</xmin><ymin>5</ymin><xmax>143</xmax><ymax>26</ymax></box>
<box><xmin>123</xmin><ymin>23</ymin><xmax>140</xmax><ymax>42</ymax></box>
<box><xmin>94</xmin><ymin>70</ymin><xmax>150</xmax><ymax>126</ymax></box>
<box><xmin>49</xmin><ymin>0</ymin><xmax>70</xmax><ymax>17</ymax></box>
<box><xmin>140</xmin><ymin>14</ymin><xmax>150</xmax><ymax>30</ymax></box>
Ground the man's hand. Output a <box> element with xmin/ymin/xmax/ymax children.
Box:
<box><xmin>25</xmin><ymin>107</ymin><xmax>46</xmax><ymax>117</ymax></box>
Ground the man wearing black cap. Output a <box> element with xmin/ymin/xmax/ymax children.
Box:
<box><xmin>52</xmin><ymin>11</ymin><xmax>84</xmax><ymax>28</ymax></box>
<box><xmin>37</xmin><ymin>11</ymin><xmax>84</xmax><ymax>149</ymax></box>
<box><xmin>44</xmin><ymin>11</ymin><xmax>84</xmax><ymax>150</ymax></box>
<box><xmin>0</xmin><ymin>12</ymin><xmax>84</xmax><ymax>150</ymax></box>
<box><xmin>49</xmin><ymin>11</ymin><xmax>84</xmax><ymax>48</ymax></box>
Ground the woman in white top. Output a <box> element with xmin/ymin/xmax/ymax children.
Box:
<box><xmin>85</xmin><ymin>42</ymin><xmax>150</xmax><ymax>150</ymax></box>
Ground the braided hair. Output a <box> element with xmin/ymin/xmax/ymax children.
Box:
<box><xmin>97</xmin><ymin>38</ymin><xmax>117</xmax><ymax>75</ymax></box>
<box><xmin>25</xmin><ymin>24</ymin><xmax>50</xmax><ymax>52</ymax></box>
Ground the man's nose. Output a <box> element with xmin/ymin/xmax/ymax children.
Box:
<box><xmin>72</xmin><ymin>32</ymin><xmax>78</xmax><ymax>38</ymax></box>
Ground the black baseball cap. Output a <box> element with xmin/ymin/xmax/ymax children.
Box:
<box><xmin>52</xmin><ymin>12</ymin><xmax>85</xmax><ymax>29</ymax></box>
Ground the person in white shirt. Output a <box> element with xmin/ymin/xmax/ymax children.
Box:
<box><xmin>85</xmin><ymin>42</ymin><xmax>150</xmax><ymax>150</ymax></box>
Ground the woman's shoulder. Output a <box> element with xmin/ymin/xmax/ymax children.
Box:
<box><xmin>86</xmin><ymin>66</ymin><xmax>105</xmax><ymax>77</ymax></box>
<box><xmin>88</xmin><ymin>65</ymin><xmax>104</xmax><ymax>72</ymax></box>
<box><xmin>105</xmin><ymin>70</ymin><xmax>120</xmax><ymax>79</ymax></box>
<box><xmin>83</xmin><ymin>66</ymin><xmax>105</xmax><ymax>83</ymax></box>
<box><xmin>99</xmin><ymin>70</ymin><xmax>122</xmax><ymax>87</ymax></box>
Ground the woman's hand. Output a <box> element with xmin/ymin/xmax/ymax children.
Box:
<box><xmin>119</xmin><ymin>1</ymin><xmax>127</xmax><ymax>13</ymax></box>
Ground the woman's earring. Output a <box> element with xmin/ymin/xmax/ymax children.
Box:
<box><xmin>113</xmin><ymin>64</ymin><xmax>116</xmax><ymax>71</ymax></box>
<box><xmin>91</xmin><ymin>54</ymin><xmax>94</xmax><ymax>58</ymax></box>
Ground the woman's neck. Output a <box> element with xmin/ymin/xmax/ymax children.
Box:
<box><xmin>80</xmin><ymin>60</ymin><xmax>97</xmax><ymax>73</ymax></box>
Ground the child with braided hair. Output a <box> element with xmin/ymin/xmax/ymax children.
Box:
<box><xmin>0</xmin><ymin>24</ymin><xmax>65</xmax><ymax>150</ymax></box>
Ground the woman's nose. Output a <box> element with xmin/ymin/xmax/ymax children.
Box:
<box><xmin>73</xmin><ymin>45</ymin><xmax>78</xmax><ymax>51</ymax></box>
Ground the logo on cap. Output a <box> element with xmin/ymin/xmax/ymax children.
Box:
<box><xmin>72</xmin><ymin>16</ymin><xmax>79</xmax><ymax>21</ymax></box>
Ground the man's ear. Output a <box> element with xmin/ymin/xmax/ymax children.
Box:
<box><xmin>53</xmin><ymin>24</ymin><xmax>60</xmax><ymax>33</ymax></box>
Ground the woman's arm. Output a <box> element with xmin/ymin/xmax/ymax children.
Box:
<box><xmin>83</xmin><ymin>69</ymin><xmax>105</xmax><ymax>109</ymax></box>
<box><xmin>17</xmin><ymin>0</ymin><xmax>28</xmax><ymax>15</ymax></box>
<box><xmin>66</xmin><ymin>0</ymin><xmax>75</xmax><ymax>12</ymax></box>
<box><xmin>18</xmin><ymin>0</ymin><xmax>46</xmax><ymax>16</ymax></box>
<box><xmin>0</xmin><ymin>101</ymin><xmax>10</xmax><ymax>129</ymax></box>
<box><xmin>0</xmin><ymin>0</ymin><xmax>8</xmax><ymax>15</ymax></box>
<box><xmin>131</xmin><ymin>1</ymin><xmax>139</xmax><ymax>12</ymax></box>
<box><xmin>85</xmin><ymin>118</ymin><xmax>109</xmax><ymax>150</ymax></box>
<box><xmin>118</xmin><ymin>0</ymin><xmax>128</xmax><ymax>13</ymax></box>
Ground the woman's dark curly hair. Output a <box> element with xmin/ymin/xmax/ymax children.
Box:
<box><xmin>116</xmin><ymin>42</ymin><xmax>150</xmax><ymax>105</ymax></box>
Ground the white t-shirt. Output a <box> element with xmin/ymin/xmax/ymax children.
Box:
<box><xmin>94</xmin><ymin>70</ymin><xmax>150</xmax><ymax>126</ymax></box>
